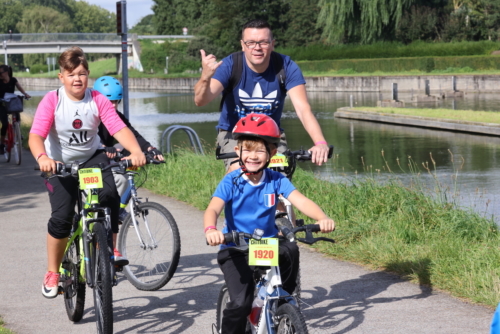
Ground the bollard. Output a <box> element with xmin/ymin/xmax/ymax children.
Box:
<box><xmin>350</xmin><ymin>95</ymin><xmax>353</xmax><ymax>107</ymax></box>
<box><xmin>425</xmin><ymin>80</ymin><xmax>430</xmax><ymax>96</ymax></box>
<box><xmin>392</xmin><ymin>83</ymin><xmax>398</xmax><ymax>101</ymax></box>
<box><xmin>452</xmin><ymin>99</ymin><xmax>456</xmax><ymax>110</ymax></box>
<box><xmin>452</xmin><ymin>76</ymin><xmax>457</xmax><ymax>92</ymax></box>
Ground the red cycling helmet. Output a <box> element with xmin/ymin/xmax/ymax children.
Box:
<box><xmin>232</xmin><ymin>113</ymin><xmax>280</xmax><ymax>145</ymax></box>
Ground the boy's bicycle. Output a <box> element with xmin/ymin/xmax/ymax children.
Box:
<box><xmin>115</xmin><ymin>155</ymin><xmax>181</xmax><ymax>291</ymax></box>
<box><xmin>214</xmin><ymin>223</ymin><xmax>335</xmax><ymax>334</ymax></box>
<box><xmin>36</xmin><ymin>158</ymin><xmax>152</xmax><ymax>334</ymax></box>
<box><xmin>1</xmin><ymin>94</ymin><xmax>27</xmax><ymax>165</ymax></box>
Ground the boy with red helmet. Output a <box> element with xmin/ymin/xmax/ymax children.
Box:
<box><xmin>204</xmin><ymin>113</ymin><xmax>335</xmax><ymax>334</ymax></box>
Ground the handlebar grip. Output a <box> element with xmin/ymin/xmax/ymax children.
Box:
<box><xmin>309</xmin><ymin>224</ymin><xmax>321</xmax><ymax>233</ymax></box>
<box><xmin>327</xmin><ymin>145</ymin><xmax>334</xmax><ymax>159</ymax></box>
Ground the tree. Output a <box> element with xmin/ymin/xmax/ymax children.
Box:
<box><xmin>0</xmin><ymin>0</ymin><xmax>23</xmax><ymax>34</ymax></box>
<box><xmin>317</xmin><ymin>0</ymin><xmax>416</xmax><ymax>44</ymax></box>
<box><xmin>281</xmin><ymin>0</ymin><xmax>322</xmax><ymax>47</ymax></box>
<box><xmin>71</xmin><ymin>1</ymin><xmax>115</xmax><ymax>33</ymax></box>
<box><xmin>130</xmin><ymin>14</ymin><xmax>155</xmax><ymax>35</ymax></box>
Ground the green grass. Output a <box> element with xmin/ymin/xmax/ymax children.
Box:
<box><xmin>142</xmin><ymin>148</ymin><xmax>500</xmax><ymax>308</ymax></box>
<box><xmin>351</xmin><ymin>107</ymin><xmax>500</xmax><ymax>124</ymax></box>
<box><xmin>0</xmin><ymin>316</ymin><xmax>14</xmax><ymax>334</ymax></box>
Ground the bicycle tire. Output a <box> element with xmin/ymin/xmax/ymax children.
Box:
<box><xmin>4</xmin><ymin>124</ymin><xmax>11</xmax><ymax>162</ymax></box>
<box><xmin>118</xmin><ymin>201</ymin><xmax>181</xmax><ymax>291</ymax></box>
<box><xmin>62</xmin><ymin>236</ymin><xmax>86</xmax><ymax>322</ymax></box>
<box><xmin>13</xmin><ymin>121</ymin><xmax>21</xmax><ymax>165</ymax></box>
<box><xmin>92</xmin><ymin>223</ymin><xmax>113</xmax><ymax>334</ymax></box>
<box><xmin>275</xmin><ymin>303</ymin><xmax>309</xmax><ymax>334</ymax></box>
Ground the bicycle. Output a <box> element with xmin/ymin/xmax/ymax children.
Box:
<box><xmin>1</xmin><ymin>94</ymin><xmax>27</xmax><ymax>165</ymax></box>
<box><xmin>214</xmin><ymin>223</ymin><xmax>335</xmax><ymax>334</ymax></box>
<box><xmin>36</xmin><ymin>158</ymin><xmax>149</xmax><ymax>334</ymax></box>
<box><xmin>115</xmin><ymin>154</ymin><xmax>181</xmax><ymax>291</ymax></box>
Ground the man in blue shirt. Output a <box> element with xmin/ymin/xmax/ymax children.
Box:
<box><xmin>204</xmin><ymin>113</ymin><xmax>335</xmax><ymax>334</ymax></box>
<box><xmin>194</xmin><ymin>19</ymin><xmax>330</xmax><ymax>171</ymax></box>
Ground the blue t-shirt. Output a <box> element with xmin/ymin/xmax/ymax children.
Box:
<box><xmin>212</xmin><ymin>52</ymin><xmax>306</xmax><ymax>131</ymax></box>
<box><xmin>213</xmin><ymin>169</ymin><xmax>296</xmax><ymax>242</ymax></box>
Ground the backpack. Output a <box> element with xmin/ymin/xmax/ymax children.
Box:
<box><xmin>219</xmin><ymin>51</ymin><xmax>287</xmax><ymax>112</ymax></box>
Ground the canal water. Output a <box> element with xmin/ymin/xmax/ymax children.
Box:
<box><xmin>22</xmin><ymin>88</ymin><xmax>500</xmax><ymax>223</ymax></box>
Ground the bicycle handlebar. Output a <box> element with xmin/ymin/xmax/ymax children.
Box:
<box><xmin>34</xmin><ymin>152</ymin><xmax>164</xmax><ymax>177</ymax></box>
<box><xmin>215</xmin><ymin>145</ymin><xmax>334</xmax><ymax>161</ymax></box>
<box><xmin>215</xmin><ymin>224</ymin><xmax>335</xmax><ymax>247</ymax></box>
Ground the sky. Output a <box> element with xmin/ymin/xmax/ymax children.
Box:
<box><xmin>80</xmin><ymin>0</ymin><xmax>154</xmax><ymax>28</ymax></box>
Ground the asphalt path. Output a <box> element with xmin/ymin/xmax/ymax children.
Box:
<box><xmin>0</xmin><ymin>149</ymin><xmax>494</xmax><ymax>334</ymax></box>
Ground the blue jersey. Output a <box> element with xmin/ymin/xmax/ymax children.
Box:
<box><xmin>212</xmin><ymin>52</ymin><xmax>306</xmax><ymax>131</ymax></box>
<box><xmin>213</xmin><ymin>169</ymin><xmax>296</xmax><ymax>243</ymax></box>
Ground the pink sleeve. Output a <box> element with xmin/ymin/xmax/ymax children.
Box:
<box><xmin>30</xmin><ymin>91</ymin><xmax>57</xmax><ymax>138</ymax></box>
<box><xmin>93</xmin><ymin>91</ymin><xmax>126</xmax><ymax>136</ymax></box>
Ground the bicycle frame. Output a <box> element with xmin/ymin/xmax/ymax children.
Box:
<box><xmin>60</xmin><ymin>187</ymin><xmax>113</xmax><ymax>288</ymax></box>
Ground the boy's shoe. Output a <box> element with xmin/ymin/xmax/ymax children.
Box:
<box><xmin>118</xmin><ymin>208</ymin><xmax>128</xmax><ymax>224</ymax></box>
<box><xmin>42</xmin><ymin>271</ymin><xmax>60</xmax><ymax>299</ymax></box>
<box><xmin>0</xmin><ymin>144</ymin><xmax>5</xmax><ymax>155</ymax></box>
<box><xmin>114</xmin><ymin>248</ymin><xmax>129</xmax><ymax>267</ymax></box>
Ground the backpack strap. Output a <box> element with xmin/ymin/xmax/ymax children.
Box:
<box><xmin>219</xmin><ymin>51</ymin><xmax>287</xmax><ymax>112</ymax></box>
<box><xmin>219</xmin><ymin>51</ymin><xmax>243</xmax><ymax>112</ymax></box>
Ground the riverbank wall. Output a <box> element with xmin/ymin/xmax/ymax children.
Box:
<box><xmin>20</xmin><ymin>74</ymin><xmax>500</xmax><ymax>93</ymax></box>
<box><xmin>335</xmin><ymin>107</ymin><xmax>500</xmax><ymax>136</ymax></box>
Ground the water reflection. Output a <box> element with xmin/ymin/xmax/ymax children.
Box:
<box><xmin>23</xmin><ymin>88</ymin><xmax>500</xmax><ymax>222</ymax></box>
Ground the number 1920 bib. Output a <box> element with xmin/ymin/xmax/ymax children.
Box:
<box><xmin>248</xmin><ymin>238</ymin><xmax>279</xmax><ymax>266</ymax></box>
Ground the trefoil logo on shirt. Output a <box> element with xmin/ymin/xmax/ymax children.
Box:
<box><xmin>236</xmin><ymin>82</ymin><xmax>279</xmax><ymax>119</ymax></box>
<box><xmin>264</xmin><ymin>193</ymin><xmax>276</xmax><ymax>207</ymax></box>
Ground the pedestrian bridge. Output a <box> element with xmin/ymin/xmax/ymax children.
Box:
<box><xmin>0</xmin><ymin>33</ymin><xmax>193</xmax><ymax>54</ymax></box>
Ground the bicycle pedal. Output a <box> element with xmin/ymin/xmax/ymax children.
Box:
<box><xmin>58</xmin><ymin>286</ymin><xmax>64</xmax><ymax>295</ymax></box>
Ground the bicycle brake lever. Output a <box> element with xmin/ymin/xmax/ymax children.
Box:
<box><xmin>296</xmin><ymin>229</ymin><xmax>335</xmax><ymax>245</ymax></box>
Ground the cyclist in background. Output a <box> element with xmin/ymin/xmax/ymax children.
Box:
<box><xmin>194</xmin><ymin>19</ymin><xmax>329</xmax><ymax>172</ymax></box>
<box><xmin>93</xmin><ymin>75</ymin><xmax>163</xmax><ymax>220</ymax></box>
<box><xmin>204</xmin><ymin>113</ymin><xmax>335</xmax><ymax>334</ymax></box>
<box><xmin>29</xmin><ymin>46</ymin><xmax>146</xmax><ymax>299</ymax></box>
<box><xmin>0</xmin><ymin>64</ymin><xmax>31</xmax><ymax>154</ymax></box>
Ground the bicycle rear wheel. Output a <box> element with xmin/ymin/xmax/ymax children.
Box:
<box><xmin>13</xmin><ymin>121</ymin><xmax>21</xmax><ymax>165</ymax></box>
<box><xmin>118</xmin><ymin>202</ymin><xmax>181</xmax><ymax>291</ymax></box>
<box><xmin>275</xmin><ymin>303</ymin><xmax>308</xmax><ymax>334</ymax></box>
<box><xmin>4</xmin><ymin>124</ymin><xmax>12</xmax><ymax>162</ymax></box>
<box><xmin>92</xmin><ymin>223</ymin><xmax>113</xmax><ymax>334</ymax></box>
<box><xmin>62</xmin><ymin>236</ymin><xmax>86</xmax><ymax>322</ymax></box>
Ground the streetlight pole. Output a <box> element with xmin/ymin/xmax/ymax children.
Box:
<box><xmin>3</xmin><ymin>40</ymin><xmax>7</xmax><ymax>65</ymax></box>
<box><xmin>117</xmin><ymin>0</ymin><xmax>129</xmax><ymax>119</ymax></box>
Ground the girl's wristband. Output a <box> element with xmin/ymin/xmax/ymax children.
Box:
<box><xmin>314</xmin><ymin>141</ymin><xmax>327</xmax><ymax>146</ymax></box>
<box><xmin>204</xmin><ymin>226</ymin><xmax>217</xmax><ymax>233</ymax></box>
<box><xmin>36</xmin><ymin>152</ymin><xmax>47</xmax><ymax>162</ymax></box>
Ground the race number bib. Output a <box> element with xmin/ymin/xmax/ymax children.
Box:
<box><xmin>249</xmin><ymin>238</ymin><xmax>279</xmax><ymax>266</ymax></box>
<box><xmin>268</xmin><ymin>153</ymin><xmax>288</xmax><ymax>168</ymax></box>
<box><xmin>78</xmin><ymin>168</ymin><xmax>103</xmax><ymax>189</ymax></box>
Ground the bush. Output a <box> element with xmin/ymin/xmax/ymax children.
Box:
<box><xmin>276</xmin><ymin>40</ymin><xmax>500</xmax><ymax>62</ymax></box>
<box><xmin>297</xmin><ymin>55</ymin><xmax>500</xmax><ymax>73</ymax></box>
<box><xmin>29</xmin><ymin>64</ymin><xmax>47</xmax><ymax>74</ymax></box>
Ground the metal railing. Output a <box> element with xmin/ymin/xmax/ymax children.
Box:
<box><xmin>0</xmin><ymin>33</ymin><xmax>121</xmax><ymax>43</ymax></box>
<box><xmin>160</xmin><ymin>125</ymin><xmax>204</xmax><ymax>155</ymax></box>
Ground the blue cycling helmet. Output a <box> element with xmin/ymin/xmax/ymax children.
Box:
<box><xmin>94</xmin><ymin>76</ymin><xmax>123</xmax><ymax>101</ymax></box>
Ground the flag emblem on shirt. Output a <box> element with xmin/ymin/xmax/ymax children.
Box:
<box><xmin>264</xmin><ymin>193</ymin><xmax>276</xmax><ymax>207</ymax></box>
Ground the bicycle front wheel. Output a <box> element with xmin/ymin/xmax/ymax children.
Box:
<box><xmin>118</xmin><ymin>202</ymin><xmax>181</xmax><ymax>291</ymax></box>
<box><xmin>13</xmin><ymin>121</ymin><xmax>21</xmax><ymax>165</ymax></box>
<box><xmin>62</xmin><ymin>236</ymin><xmax>86</xmax><ymax>322</ymax></box>
<box><xmin>92</xmin><ymin>223</ymin><xmax>113</xmax><ymax>334</ymax></box>
<box><xmin>275</xmin><ymin>303</ymin><xmax>308</xmax><ymax>334</ymax></box>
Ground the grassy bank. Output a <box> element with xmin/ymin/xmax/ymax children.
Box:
<box><xmin>351</xmin><ymin>107</ymin><xmax>500</xmax><ymax>124</ymax></box>
<box><xmin>0</xmin><ymin>316</ymin><xmax>14</xmax><ymax>334</ymax></box>
<box><xmin>142</xmin><ymin>148</ymin><xmax>500</xmax><ymax>308</ymax></box>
